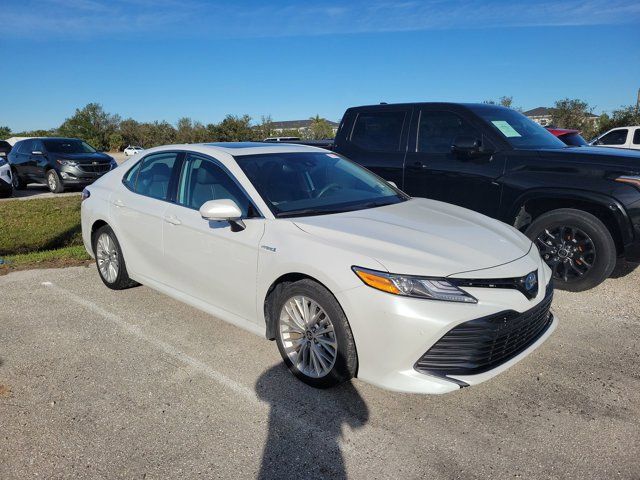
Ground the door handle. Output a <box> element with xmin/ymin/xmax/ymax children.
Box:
<box><xmin>112</xmin><ymin>199</ymin><xmax>125</xmax><ymax>208</ymax></box>
<box><xmin>163</xmin><ymin>214</ymin><xmax>182</xmax><ymax>226</ymax></box>
<box><xmin>408</xmin><ymin>161</ymin><xmax>428</xmax><ymax>170</ymax></box>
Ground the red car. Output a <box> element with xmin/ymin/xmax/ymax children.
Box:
<box><xmin>545</xmin><ymin>127</ymin><xmax>588</xmax><ymax>146</ymax></box>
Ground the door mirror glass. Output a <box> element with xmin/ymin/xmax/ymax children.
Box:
<box><xmin>199</xmin><ymin>199</ymin><xmax>242</xmax><ymax>221</ymax></box>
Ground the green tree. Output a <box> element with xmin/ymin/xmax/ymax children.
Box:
<box><xmin>58</xmin><ymin>103</ymin><xmax>121</xmax><ymax>150</ymax></box>
<box><xmin>303</xmin><ymin>115</ymin><xmax>334</xmax><ymax>140</ymax></box>
<box><xmin>551</xmin><ymin>98</ymin><xmax>598</xmax><ymax>139</ymax></box>
<box><xmin>254</xmin><ymin>115</ymin><xmax>275</xmax><ymax>140</ymax></box>
<box><xmin>214</xmin><ymin>114</ymin><xmax>254</xmax><ymax>142</ymax></box>
<box><xmin>596</xmin><ymin>105</ymin><xmax>640</xmax><ymax>137</ymax></box>
<box><xmin>0</xmin><ymin>126</ymin><xmax>11</xmax><ymax>140</ymax></box>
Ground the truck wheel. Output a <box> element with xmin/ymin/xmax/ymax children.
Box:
<box><xmin>525</xmin><ymin>208</ymin><xmax>616</xmax><ymax>292</ymax></box>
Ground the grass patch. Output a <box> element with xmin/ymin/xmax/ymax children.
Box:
<box><xmin>0</xmin><ymin>196</ymin><xmax>83</xmax><ymax>256</ymax></box>
<box><xmin>0</xmin><ymin>245</ymin><xmax>91</xmax><ymax>275</ymax></box>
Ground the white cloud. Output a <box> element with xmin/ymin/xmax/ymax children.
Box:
<box><xmin>3</xmin><ymin>0</ymin><xmax>640</xmax><ymax>39</ymax></box>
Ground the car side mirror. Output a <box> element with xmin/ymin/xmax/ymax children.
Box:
<box><xmin>451</xmin><ymin>137</ymin><xmax>494</xmax><ymax>158</ymax></box>
<box><xmin>199</xmin><ymin>199</ymin><xmax>245</xmax><ymax>231</ymax></box>
<box><xmin>387</xmin><ymin>180</ymin><xmax>398</xmax><ymax>188</ymax></box>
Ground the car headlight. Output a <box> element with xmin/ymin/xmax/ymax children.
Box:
<box><xmin>352</xmin><ymin>266</ymin><xmax>477</xmax><ymax>303</ymax></box>
<box><xmin>56</xmin><ymin>159</ymin><xmax>78</xmax><ymax>166</ymax></box>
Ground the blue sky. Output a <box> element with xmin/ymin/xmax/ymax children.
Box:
<box><xmin>2</xmin><ymin>0</ymin><xmax>639</xmax><ymax>132</ymax></box>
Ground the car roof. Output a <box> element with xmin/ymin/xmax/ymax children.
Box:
<box><xmin>149</xmin><ymin>142</ymin><xmax>330</xmax><ymax>156</ymax></box>
<box><xmin>344</xmin><ymin>102</ymin><xmax>512</xmax><ymax>113</ymax></box>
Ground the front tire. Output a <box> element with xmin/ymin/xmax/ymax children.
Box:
<box><xmin>525</xmin><ymin>208</ymin><xmax>616</xmax><ymax>291</ymax></box>
<box><xmin>273</xmin><ymin>279</ymin><xmax>357</xmax><ymax>388</ymax></box>
<box><xmin>93</xmin><ymin>225</ymin><xmax>138</xmax><ymax>290</ymax></box>
<box><xmin>47</xmin><ymin>169</ymin><xmax>64</xmax><ymax>193</ymax></box>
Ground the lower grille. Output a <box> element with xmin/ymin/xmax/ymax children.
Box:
<box><xmin>415</xmin><ymin>283</ymin><xmax>554</xmax><ymax>377</ymax></box>
<box><xmin>77</xmin><ymin>163</ymin><xmax>110</xmax><ymax>174</ymax></box>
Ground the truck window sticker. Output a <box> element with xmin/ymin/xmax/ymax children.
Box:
<box><xmin>491</xmin><ymin>120</ymin><xmax>522</xmax><ymax>138</ymax></box>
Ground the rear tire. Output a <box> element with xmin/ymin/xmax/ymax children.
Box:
<box><xmin>525</xmin><ymin>208</ymin><xmax>616</xmax><ymax>292</ymax></box>
<box><xmin>47</xmin><ymin>169</ymin><xmax>64</xmax><ymax>193</ymax></box>
<box><xmin>273</xmin><ymin>279</ymin><xmax>357</xmax><ymax>388</ymax></box>
<box><xmin>11</xmin><ymin>168</ymin><xmax>26</xmax><ymax>190</ymax></box>
<box><xmin>92</xmin><ymin>225</ymin><xmax>138</xmax><ymax>290</ymax></box>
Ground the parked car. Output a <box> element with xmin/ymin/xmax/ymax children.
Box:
<box><xmin>331</xmin><ymin>103</ymin><xmax>640</xmax><ymax>291</ymax></box>
<box><xmin>545</xmin><ymin>127</ymin><xmax>588</xmax><ymax>146</ymax></box>
<box><xmin>8</xmin><ymin>137</ymin><xmax>117</xmax><ymax>193</ymax></box>
<box><xmin>591</xmin><ymin>126</ymin><xmax>640</xmax><ymax>150</ymax></box>
<box><xmin>0</xmin><ymin>154</ymin><xmax>12</xmax><ymax>198</ymax></box>
<box><xmin>81</xmin><ymin>143</ymin><xmax>555</xmax><ymax>393</ymax></box>
<box><xmin>124</xmin><ymin>145</ymin><xmax>145</xmax><ymax>156</ymax></box>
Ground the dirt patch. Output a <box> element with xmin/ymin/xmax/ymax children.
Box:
<box><xmin>0</xmin><ymin>257</ymin><xmax>92</xmax><ymax>276</ymax></box>
<box><xmin>0</xmin><ymin>384</ymin><xmax>11</xmax><ymax>397</ymax></box>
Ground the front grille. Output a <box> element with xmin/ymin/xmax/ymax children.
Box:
<box><xmin>415</xmin><ymin>283</ymin><xmax>553</xmax><ymax>377</ymax></box>
<box><xmin>77</xmin><ymin>163</ymin><xmax>111</xmax><ymax>174</ymax></box>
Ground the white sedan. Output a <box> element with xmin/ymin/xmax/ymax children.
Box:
<box><xmin>124</xmin><ymin>145</ymin><xmax>145</xmax><ymax>156</ymax></box>
<box><xmin>80</xmin><ymin>143</ymin><xmax>556</xmax><ymax>393</ymax></box>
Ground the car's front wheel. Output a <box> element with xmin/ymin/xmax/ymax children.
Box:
<box><xmin>93</xmin><ymin>225</ymin><xmax>138</xmax><ymax>290</ymax></box>
<box><xmin>273</xmin><ymin>279</ymin><xmax>358</xmax><ymax>388</ymax></box>
<box><xmin>47</xmin><ymin>169</ymin><xmax>64</xmax><ymax>193</ymax></box>
<box><xmin>525</xmin><ymin>208</ymin><xmax>616</xmax><ymax>291</ymax></box>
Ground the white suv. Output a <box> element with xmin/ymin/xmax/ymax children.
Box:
<box><xmin>81</xmin><ymin>143</ymin><xmax>556</xmax><ymax>393</ymax></box>
<box><xmin>591</xmin><ymin>126</ymin><xmax>640</xmax><ymax>150</ymax></box>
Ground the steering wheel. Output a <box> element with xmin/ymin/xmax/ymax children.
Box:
<box><xmin>316</xmin><ymin>183</ymin><xmax>341</xmax><ymax>198</ymax></box>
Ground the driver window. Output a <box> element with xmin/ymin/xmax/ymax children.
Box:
<box><xmin>418</xmin><ymin>111</ymin><xmax>481</xmax><ymax>154</ymax></box>
<box><xmin>178</xmin><ymin>154</ymin><xmax>253</xmax><ymax>217</ymax></box>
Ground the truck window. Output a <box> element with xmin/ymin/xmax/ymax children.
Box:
<box><xmin>633</xmin><ymin>129</ymin><xmax>640</xmax><ymax>145</ymax></box>
<box><xmin>599</xmin><ymin>129</ymin><xmax>628</xmax><ymax>145</ymax></box>
<box><xmin>350</xmin><ymin>111</ymin><xmax>406</xmax><ymax>152</ymax></box>
<box><xmin>418</xmin><ymin>111</ymin><xmax>480</xmax><ymax>153</ymax></box>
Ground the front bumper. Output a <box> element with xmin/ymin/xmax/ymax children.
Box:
<box><xmin>59</xmin><ymin>164</ymin><xmax>113</xmax><ymax>186</ymax></box>
<box><xmin>336</xmin><ymin>248</ymin><xmax>556</xmax><ymax>394</ymax></box>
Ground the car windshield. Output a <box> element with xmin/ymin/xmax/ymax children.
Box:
<box><xmin>475</xmin><ymin>107</ymin><xmax>567</xmax><ymax>150</ymax></box>
<box><xmin>44</xmin><ymin>139</ymin><xmax>97</xmax><ymax>154</ymax></box>
<box><xmin>235</xmin><ymin>152</ymin><xmax>407</xmax><ymax>217</ymax></box>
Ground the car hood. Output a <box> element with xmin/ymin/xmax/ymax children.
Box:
<box><xmin>55</xmin><ymin>152</ymin><xmax>112</xmax><ymax>164</ymax></box>
<box><xmin>293</xmin><ymin>198</ymin><xmax>533</xmax><ymax>277</ymax></box>
<box><xmin>537</xmin><ymin>146</ymin><xmax>640</xmax><ymax>172</ymax></box>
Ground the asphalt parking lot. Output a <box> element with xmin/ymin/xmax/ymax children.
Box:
<box><xmin>1</xmin><ymin>264</ymin><xmax>639</xmax><ymax>479</ymax></box>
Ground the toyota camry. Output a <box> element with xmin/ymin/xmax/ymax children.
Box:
<box><xmin>80</xmin><ymin>143</ymin><xmax>556</xmax><ymax>393</ymax></box>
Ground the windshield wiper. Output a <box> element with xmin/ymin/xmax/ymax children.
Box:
<box><xmin>276</xmin><ymin>207</ymin><xmax>353</xmax><ymax>218</ymax></box>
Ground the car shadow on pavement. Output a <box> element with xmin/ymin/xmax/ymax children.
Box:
<box><xmin>610</xmin><ymin>259</ymin><xmax>639</xmax><ymax>279</ymax></box>
<box><xmin>255</xmin><ymin>364</ymin><xmax>369</xmax><ymax>480</ymax></box>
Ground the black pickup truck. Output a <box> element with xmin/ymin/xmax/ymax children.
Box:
<box><xmin>331</xmin><ymin>102</ymin><xmax>640</xmax><ymax>291</ymax></box>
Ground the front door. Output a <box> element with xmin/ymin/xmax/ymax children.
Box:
<box><xmin>162</xmin><ymin>153</ymin><xmax>264</xmax><ymax>323</ymax></box>
<box><xmin>403</xmin><ymin>109</ymin><xmax>505</xmax><ymax>217</ymax></box>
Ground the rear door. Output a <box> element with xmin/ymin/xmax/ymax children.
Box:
<box><xmin>403</xmin><ymin>108</ymin><xmax>505</xmax><ymax>217</ymax></box>
<box><xmin>335</xmin><ymin>107</ymin><xmax>411</xmax><ymax>188</ymax></box>
<box><xmin>110</xmin><ymin>151</ymin><xmax>182</xmax><ymax>284</ymax></box>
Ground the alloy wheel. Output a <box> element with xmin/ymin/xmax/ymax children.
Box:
<box><xmin>96</xmin><ymin>233</ymin><xmax>120</xmax><ymax>284</ymax></box>
<box><xmin>536</xmin><ymin>225</ymin><xmax>595</xmax><ymax>283</ymax></box>
<box><xmin>48</xmin><ymin>172</ymin><xmax>57</xmax><ymax>191</ymax></box>
<box><xmin>279</xmin><ymin>295</ymin><xmax>338</xmax><ymax>378</ymax></box>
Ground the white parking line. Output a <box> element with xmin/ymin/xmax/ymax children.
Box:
<box><xmin>41</xmin><ymin>281</ymin><xmax>366</xmax><ymax>454</ymax></box>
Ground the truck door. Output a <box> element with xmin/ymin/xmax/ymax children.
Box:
<box><xmin>403</xmin><ymin>108</ymin><xmax>505</xmax><ymax>218</ymax></box>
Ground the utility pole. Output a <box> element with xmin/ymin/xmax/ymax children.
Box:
<box><xmin>636</xmin><ymin>88</ymin><xmax>640</xmax><ymax>113</ymax></box>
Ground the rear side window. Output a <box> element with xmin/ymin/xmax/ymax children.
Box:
<box><xmin>134</xmin><ymin>152</ymin><xmax>179</xmax><ymax>200</ymax></box>
<box><xmin>123</xmin><ymin>161</ymin><xmax>142</xmax><ymax>191</ymax></box>
<box><xmin>418</xmin><ymin>111</ymin><xmax>481</xmax><ymax>153</ymax></box>
<box><xmin>599</xmin><ymin>129</ymin><xmax>628</xmax><ymax>145</ymax></box>
<box><xmin>633</xmin><ymin>129</ymin><xmax>640</xmax><ymax>145</ymax></box>
<box><xmin>350</xmin><ymin>111</ymin><xmax>406</xmax><ymax>152</ymax></box>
